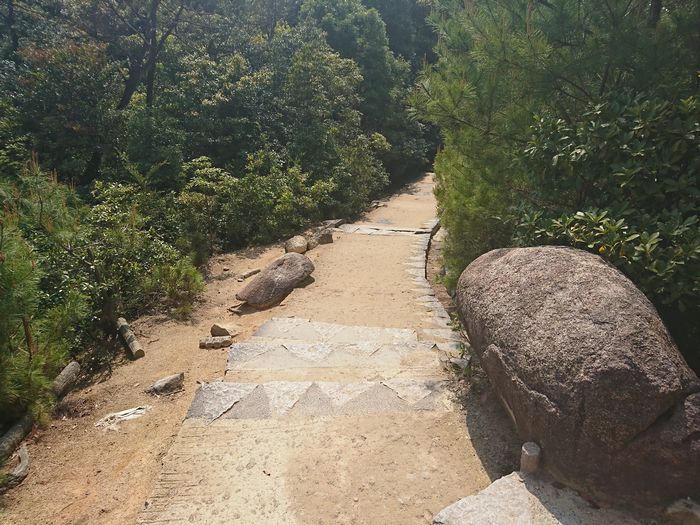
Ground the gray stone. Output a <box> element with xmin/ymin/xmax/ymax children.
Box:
<box><xmin>456</xmin><ymin>246</ymin><xmax>700</xmax><ymax>505</ymax></box>
<box><xmin>666</xmin><ymin>499</ymin><xmax>700</xmax><ymax>525</ymax></box>
<box><xmin>316</xmin><ymin>228</ymin><xmax>333</xmax><ymax>244</ymax></box>
<box><xmin>284</xmin><ymin>235</ymin><xmax>308</xmax><ymax>254</ymax></box>
<box><xmin>145</xmin><ymin>373</ymin><xmax>185</xmax><ymax>395</ymax></box>
<box><xmin>306</xmin><ymin>236</ymin><xmax>320</xmax><ymax>250</ymax></box>
<box><xmin>252</xmin><ymin>318</ymin><xmax>417</xmax><ymax>345</ymax></box>
<box><xmin>236</xmin><ymin>253</ymin><xmax>314</xmax><ymax>309</ymax></box>
<box><xmin>448</xmin><ymin>357</ymin><xmax>471</xmax><ymax>372</ymax></box>
<box><xmin>199</xmin><ymin>336</ymin><xmax>233</xmax><ymax>349</ymax></box>
<box><xmin>433</xmin><ymin>472</ymin><xmax>640</xmax><ymax>525</ymax></box>
<box><xmin>187</xmin><ymin>380</ymin><xmax>452</xmax><ymax>420</ymax></box>
<box><xmin>323</xmin><ymin>218</ymin><xmax>345</xmax><ymax>229</ymax></box>
<box><xmin>210</xmin><ymin>323</ymin><xmax>238</xmax><ymax>337</ymax></box>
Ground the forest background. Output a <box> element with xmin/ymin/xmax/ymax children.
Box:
<box><xmin>1</xmin><ymin>0</ymin><xmax>698</xmax><ymax>434</ymax></box>
<box><xmin>0</xmin><ymin>0</ymin><xmax>436</xmax><ymax>428</ymax></box>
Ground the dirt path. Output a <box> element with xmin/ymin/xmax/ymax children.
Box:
<box><xmin>0</xmin><ymin>174</ymin><xmax>505</xmax><ymax>525</ymax></box>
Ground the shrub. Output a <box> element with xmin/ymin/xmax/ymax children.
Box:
<box><xmin>510</xmin><ymin>94</ymin><xmax>700</xmax><ymax>369</ymax></box>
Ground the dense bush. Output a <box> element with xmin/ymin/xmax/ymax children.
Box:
<box><xmin>0</xmin><ymin>0</ymin><xmax>437</xmax><ymax>425</ymax></box>
<box><xmin>0</xmin><ymin>163</ymin><xmax>203</xmax><ymax>427</ymax></box>
<box><xmin>414</xmin><ymin>0</ymin><xmax>700</xmax><ymax>369</ymax></box>
<box><xmin>511</xmin><ymin>94</ymin><xmax>699</xmax><ymax>369</ymax></box>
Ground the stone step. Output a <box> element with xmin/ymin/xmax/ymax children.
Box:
<box><xmin>336</xmin><ymin>223</ymin><xmax>433</xmax><ymax>236</ymax></box>
<box><xmin>186</xmin><ymin>379</ymin><xmax>453</xmax><ymax>422</ymax></box>
<box><xmin>251</xmin><ymin>317</ymin><xmax>419</xmax><ymax>345</ymax></box>
<box><xmin>433</xmin><ymin>472</ymin><xmax>640</xmax><ymax>525</ymax></box>
<box><xmin>225</xmin><ymin>340</ymin><xmax>456</xmax><ymax>382</ymax></box>
<box><xmin>137</xmin><ymin>410</ymin><xmax>489</xmax><ymax>525</ymax></box>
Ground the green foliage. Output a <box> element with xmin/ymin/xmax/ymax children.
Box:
<box><xmin>301</xmin><ymin>0</ymin><xmax>432</xmax><ymax>182</ymax></box>
<box><xmin>0</xmin><ymin>0</ymin><xmax>437</xmax><ymax>425</ymax></box>
<box><xmin>415</xmin><ymin>0</ymin><xmax>700</xmax><ymax>369</ymax></box>
<box><xmin>511</xmin><ymin>94</ymin><xmax>700</xmax><ymax>368</ymax></box>
<box><xmin>0</xmin><ymin>163</ymin><xmax>87</xmax><ymax>427</ymax></box>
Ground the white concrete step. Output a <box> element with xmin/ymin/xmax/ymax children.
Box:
<box><xmin>225</xmin><ymin>340</ymin><xmax>456</xmax><ymax>382</ymax></box>
<box><xmin>251</xmin><ymin>317</ymin><xmax>419</xmax><ymax>345</ymax></box>
<box><xmin>186</xmin><ymin>379</ymin><xmax>454</xmax><ymax>422</ymax></box>
<box><xmin>433</xmin><ymin>472</ymin><xmax>640</xmax><ymax>525</ymax></box>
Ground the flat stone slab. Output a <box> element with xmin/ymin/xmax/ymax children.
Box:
<box><xmin>137</xmin><ymin>412</ymin><xmax>490</xmax><ymax>525</ymax></box>
<box><xmin>187</xmin><ymin>379</ymin><xmax>453</xmax><ymax>421</ymax></box>
<box><xmin>252</xmin><ymin>318</ymin><xmax>418</xmax><ymax>345</ymax></box>
<box><xmin>433</xmin><ymin>472</ymin><xmax>641</xmax><ymax>525</ymax></box>
<box><xmin>227</xmin><ymin>341</ymin><xmax>447</xmax><ymax>372</ymax></box>
<box><xmin>199</xmin><ymin>335</ymin><xmax>233</xmax><ymax>349</ymax></box>
<box><xmin>337</xmin><ymin>223</ymin><xmax>432</xmax><ymax>236</ymax></box>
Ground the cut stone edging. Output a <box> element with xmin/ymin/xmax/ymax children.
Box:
<box><xmin>433</xmin><ymin>472</ymin><xmax>641</xmax><ymax>525</ymax></box>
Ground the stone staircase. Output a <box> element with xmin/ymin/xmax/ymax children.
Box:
<box><xmin>136</xmin><ymin>181</ymin><xmax>494</xmax><ymax>524</ymax></box>
<box><xmin>137</xmin><ymin>316</ymin><xmax>476</xmax><ymax>524</ymax></box>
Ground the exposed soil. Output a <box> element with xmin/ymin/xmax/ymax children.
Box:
<box><xmin>0</xmin><ymin>176</ymin><xmax>519</xmax><ymax>525</ymax></box>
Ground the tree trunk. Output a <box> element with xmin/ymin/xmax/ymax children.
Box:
<box><xmin>5</xmin><ymin>0</ymin><xmax>19</xmax><ymax>58</ymax></box>
<box><xmin>648</xmin><ymin>0</ymin><xmax>662</xmax><ymax>27</ymax></box>
<box><xmin>145</xmin><ymin>0</ymin><xmax>160</xmax><ymax>107</ymax></box>
<box><xmin>117</xmin><ymin>45</ymin><xmax>148</xmax><ymax>111</ymax></box>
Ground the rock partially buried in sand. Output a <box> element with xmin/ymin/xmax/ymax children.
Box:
<box><xmin>316</xmin><ymin>228</ymin><xmax>333</xmax><ymax>245</ymax></box>
<box><xmin>284</xmin><ymin>235</ymin><xmax>308</xmax><ymax>254</ymax></box>
<box><xmin>456</xmin><ymin>246</ymin><xmax>700</xmax><ymax>506</ymax></box>
<box><xmin>236</xmin><ymin>253</ymin><xmax>314</xmax><ymax>309</ymax></box>
<box><xmin>199</xmin><ymin>336</ymin><xmax>233</xmax><ymax>349</ymax></box>
<box><xmin>145</xmin><ymin>373</ymin><xmax>185</xmax><ymax>395</ymax></box>
<box><xmin>210</xmin><ymin>323</ymin><xmax>238</xmax><ymax>337</ymax></box>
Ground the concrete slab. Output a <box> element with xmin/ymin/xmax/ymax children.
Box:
<box><xmin>252</xmin><ymin>318</ymin><xmax>418</xmax><ymax>345</ymax></box>
<box><xmin>433</xmin><ymin>472</ymin><xmax>641</xmax><ymax>525</ymax></box>
<box><xmin>186</xmin><ymin>379</ymin><xmax>454</xmax><ymax>421</ymax></box>
<box><xmin>226</xmin><ymin>341</ymin><xmax>445</xmax><ymax>374</ymax></box>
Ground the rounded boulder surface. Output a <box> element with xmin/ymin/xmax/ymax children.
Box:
<box><xmin>285</xmin><ymin>235</ymin><xmax>308</xmax><ymax>254</ymax></box>
<box><xmin>456</xmin><ymin>246</ymin><xmax>700</xmax><ymax>506</ymax></box>
<box><xmin>236</xmin><ymin>253</ymin><xmax>314</xmax><ymax>309</ymax></box>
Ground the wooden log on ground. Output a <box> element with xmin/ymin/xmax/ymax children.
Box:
<box><xmin>52</xmin><ymin>361</ymin><xmax>81</xmax><ymax>398</ymax></box>
<box><xmin>0</xmin><ymin>414</ymin><xmax>33</xmax><ymax>463</ymax></box>
<box><xmin>117</xmin><ymin>317</ymin><xmax>145</xmax><ymax>360</ymax></box>
<box><xmin>0</xmin><ymin>445</ymin><xmax>30</xmax><ymax>492</ymax></box>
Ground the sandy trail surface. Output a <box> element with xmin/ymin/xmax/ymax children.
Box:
<box><xmin>1</xmin><ymin>174</ymin><xmax>514</xmax><ymax>525</ymax></box>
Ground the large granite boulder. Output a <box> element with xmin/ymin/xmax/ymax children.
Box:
<box><xmin>456</xmin><ymin>246</ymin><xmax>700</xmax><ymax>505</ymax></box>
<box><xmin>236</xmin><ymin>253</ymin><xmax>314</xmax><ymax>309</ymax></box>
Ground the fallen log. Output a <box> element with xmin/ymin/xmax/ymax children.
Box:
<box><xmin>52</xmin><ymin>360</ymin><xmax>80</xmax><ymax>397</ymax></box>
<box><xmin>117</xmin><ymin>317</ymin><xmax>145</xmax><ymax>359</ymax></box>
<box><xmin>0</xmin><ymin>415</ymin><xmax>32</xmax><ymax>463</ymax></box>
<box><xmin>0</xmin><ymin>445</ymin><xmax>30</xmax><ymax>492</ymax></box>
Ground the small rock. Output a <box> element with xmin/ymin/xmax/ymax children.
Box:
<box><xmin>316</xmin><ymin>229</ymin><xmax>333</xmax><ymax>245</ymax></box>
<box><xmin>449</xmin><ymin>356</ymin><xmax>471</xmax><ymax>371</ymax></box>
<box><xmin>285</xmin><ymin>235</ymin><xmax>308</xmax><ymax>254</ymax></box>
<box><xmin>240</xmin><ymin>268</ymin><xmax>260</xmax><ymax>280</ymax></box>
<box><xmin>199</xmin><ymin>336</ymin><xmax>233</xmax><ymax>349</ymax></box>
<box><xmin>210</xmin><ymin>324</ymin><xmax>238</xmax><ymax>337</ymax></box>
<box><xmin>666</xmin><ymin>499</ymin><xmax>700</xmax><ymax>525</ymax></box>
<box><xmin>145</xmin><ymin>373</ymin><xmax>185</xmax><ymax>395</ymax></box>
<box><xmin>323</xmin><ymin>218</ymin><xmax>345</xmax><ymax>229</ymax></box>
<box><xmin>222</xmin><ymin>266</ymin><xmax>230</xmax><ymax>272</ymax></box>
<box><xmin>307</xmin><ymin>236</ymin><xmax>320</xmax><ymax>250</ymax></box>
